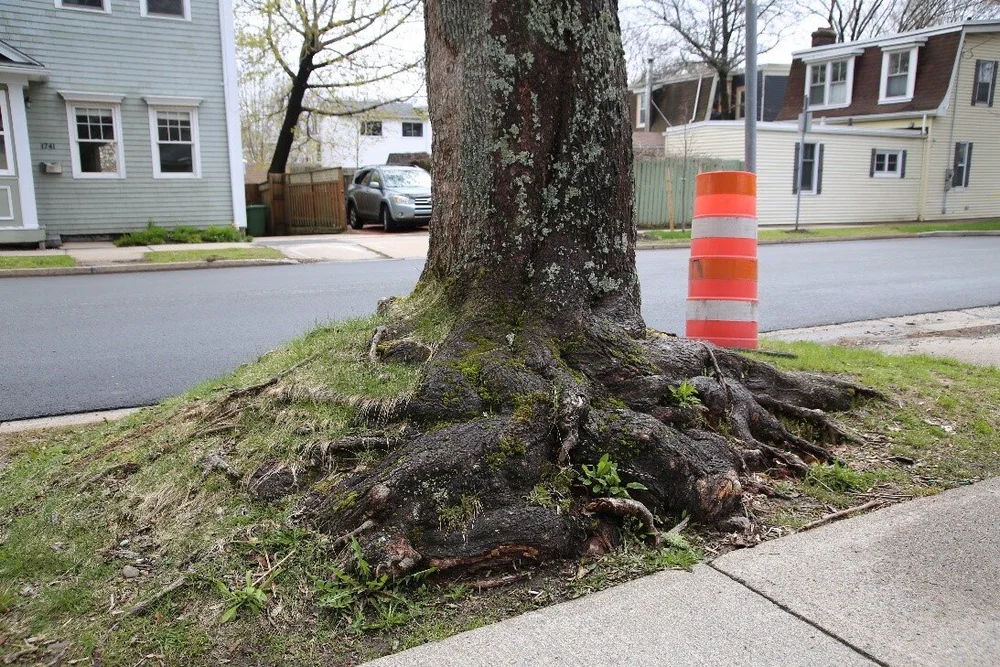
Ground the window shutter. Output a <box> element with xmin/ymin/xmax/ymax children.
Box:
<box><xmin>900</xmin><ymin>150</ymin><xmax>907</xmax><ymax>178</ymax></box>
<box><xmin>792</xmin><ymin>142</ymin><xmax>800</xmax><ymax>194</ymax></box>
<box><xmin>952</xmin><ymin>143</ymin><xmax>963</xmax><ymax>188</ymax></box>
<box><xmin>990</xmin><ymin>62</ymin><xmax>998</xmax><ymax>107</ymax></box>
<box><xmin>972</xmin><ymin>61</ymin><xmax>983</xmax><ymax>105</ymax></box>
<box><xmin>870</xmin><ymin>149</ymin><xmax>877</xmax><ymax>177</ymax></box>
<box><xmin>965</xmin><ymin>143</ymin><xmax>973</xmax><ymax>187</ymax></box>
<box><xmin>816</xmin><ymin>144</ymin><xmax>825</xmax><ymax>194</ymax></box>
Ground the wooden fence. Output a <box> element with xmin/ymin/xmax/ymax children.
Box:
<box><xmin>634</xmin><ymin>156</ymin><xmax>744</xmax><ymax>229</ymax></box>
<box><xmin>251</xmin><ymin>168</ymin><xmax>347</xmax><ymax>236</ymax></box>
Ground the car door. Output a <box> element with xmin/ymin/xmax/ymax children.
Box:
<box><xmin>359</xmin><ymin>170</ymin><xmax>378</xmax><ymax>220</ymax></box>
<box><xmin>365</xmin><ymin>169</ymin><xmax>385</xmax><ymax>219</ymax></box>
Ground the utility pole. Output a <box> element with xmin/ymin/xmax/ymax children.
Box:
<box><xmin>744</xmin><ymin>0</ymin><xmax>758</xmax><ymax>172</ymax></box>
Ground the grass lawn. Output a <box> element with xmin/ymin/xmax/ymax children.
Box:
<box><xmin>640</xmin><ymin>219</ymin><xmax>1000</xmax><ymax>244</ymax></box>
<box><xmin>144</xmin><ymin>247</ymin><xmax>285</xmax><ymax>263</ymax></box>
<box><xmin>1</xmin><ymin>315</ymin><xmax>998</xmax><ymax>665</ymax></box>
<box><xmin>0</xmin><ymin>255</ymin><xmax>76</xmax><ymax>270</ymax></box>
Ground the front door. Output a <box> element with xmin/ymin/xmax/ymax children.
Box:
<box><xmin>0</xmin><ymin>88</ymin><xmax>23</xmax><ymax>227</ymax></box>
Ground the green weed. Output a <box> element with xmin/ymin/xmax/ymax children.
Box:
<box><xmin>579</xmin><ymin>454</ymin><xmax>647</xmax><ymax>499</ymax></box>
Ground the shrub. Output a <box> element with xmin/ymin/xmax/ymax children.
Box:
<box><xmin>166</xmin><ymin>226</ymin><xmax>203</xmax><ymax>243</ymax></box>
<box><xmin>114</xmin><ymin>223</ymin><xmax>246</xmax><ymax>247</ymax></box>
<box><xmin>114</xmin><ymin>222</ymin><xmax>169</xmax><ymax>247</ymax></box>
<box><xmin>200</xmin><ymin>225</ymin><xmax>245</xmax><ymax>243</ymax></box>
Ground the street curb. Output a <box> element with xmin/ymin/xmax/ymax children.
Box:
<box><xmin>636</xmin><ymin>231</ymin><xmax>1000</xmax><ymax>251</ymax></box>
<box><xmin>0</xmin><ymin>258</ymin><xmax>298</xmax><ymax>279</ymax></box>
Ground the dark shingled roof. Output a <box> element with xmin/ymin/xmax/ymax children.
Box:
<box><xmin>776</xmin><ymin>31</ymin><xmax>961</xmax><ymax>121</ymax></box>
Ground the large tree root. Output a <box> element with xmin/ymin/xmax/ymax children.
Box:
<box><xmin>296</xmin><ymin>312</ymin><xmax>881</xmax><ymax>577</ymax></box>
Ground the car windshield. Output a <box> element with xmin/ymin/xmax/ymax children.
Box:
<box><xmin>381</xmin><ymin>169</ymin><xmax>431</xmax><ymax>188</ymax></box>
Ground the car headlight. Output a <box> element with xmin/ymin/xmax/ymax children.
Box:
<box><xmin>391</xmin><ymin>194</ymin><xmax>414</xmax><ymax>205</ymax></box>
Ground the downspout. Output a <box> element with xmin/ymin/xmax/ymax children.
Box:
<box><xmin>918</xmin><ymin>114</ymin><xmax>931</xmax><ymax>221</ymax></box>
<box><xmin>690</xmin><ymin>75</ymin><xmax>703</xmax><ymax>123</ymax></box>
<box><xmin>941</xmin><ymin>31</ymin><xmax>966</xmax><ymax>215</ymax></box>
<box><xmin>705</xmin><ymin>75</ymin><xmax>719</xmax><ymax>121</ymax></box>
<box><xmin>645</xmin><ymin>57</ymin><xmax>653</xmax><ymax>132</ymax></box>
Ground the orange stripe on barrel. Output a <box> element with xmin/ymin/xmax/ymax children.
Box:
<box><xmin>691</xmin><ymin>237</ymin><xmax>758</xmax><ymax>258</ymax></box>
<box><xmin>685</xmin><ymin>319</ymin><xmax>758</xmax><ymax>341</ymax></box>
<box><xmin>695</xmin><ymin>171</ymin><xmax>757</xmax><ymax>197</ymax></box>
<box><xmin>694</xmin><ymin>193</ymin><xmax>756</xmax><ymax>218</ymax></box>
<box><xmin>689</xmin><ymin>257</ymin><xmax>757</xmax><ymax>282</ymax></box>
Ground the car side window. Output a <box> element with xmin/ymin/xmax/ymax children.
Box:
<box><xmin>370</xmin><ymin>171</ymin><xmax>382</xmax><ymax>188</ymax></box>
<box><xmin>358</xmin><ymin>170</ymin><xmax>372</xmax><ymax>186</ymax></box>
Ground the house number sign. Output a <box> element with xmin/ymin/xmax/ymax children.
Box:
<box><xmin>40</xmin><ymin>143</ymin><xmax>56</xmax><ymax>150</ymax></box>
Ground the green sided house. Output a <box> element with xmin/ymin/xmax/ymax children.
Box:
<box><xmin>0</xmin><ymin>0</ymin><xmax>245</xmax><ymax>245</ymax></box>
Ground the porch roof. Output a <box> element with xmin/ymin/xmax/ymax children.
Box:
<box><xmin>0</xmin><ymin>39</ymin><xmax>48</xmax><ymax>80</ymax></box>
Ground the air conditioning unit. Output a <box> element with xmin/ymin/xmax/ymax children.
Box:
<box><xmin>40</xmin><ymin>162</ymin><xmax>63</xmax><ymax>174</ymax></box>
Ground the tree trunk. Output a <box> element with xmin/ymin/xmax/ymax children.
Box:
<box><xmin>300</xmin><ymin>0</ymin><xmax>880</xmax><ymax>577</ymax></box>
<box><xmin>268</xmin><ymin>51</ymin><xmax>314</xmax><ymax>175</ymax></box>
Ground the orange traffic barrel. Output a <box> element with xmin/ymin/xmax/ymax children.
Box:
<box><xmin>686</xmin><ymin>171</ymin><xmax>758</xmax><ymax>349</ymax></box>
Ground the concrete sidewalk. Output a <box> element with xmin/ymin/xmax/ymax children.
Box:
<box><xmin>368</xmin><ymin>478</ymin><xmax>1000</xmax><ymax>666</ymax></box>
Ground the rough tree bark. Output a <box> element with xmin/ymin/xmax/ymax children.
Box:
<box><xmin>301</xmin><ymin>0</ymin><xmax>879</xmax><ymax>576</ymax></box>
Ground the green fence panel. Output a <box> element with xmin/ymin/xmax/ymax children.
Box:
<box><xmin>634</xmin><ymin>157</ymin><xmax>744</xmax><ymax>229</ymax></box>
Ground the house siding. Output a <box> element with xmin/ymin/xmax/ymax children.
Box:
<box><xmin>320</xmin><ymin>117</ymin><xmax>432</xmax><ymax>169</ymax></box>
<box><xmin>664</xmin><ymin>122</ymin><xmax>926</xmax><ymax>226</ymax></box>
<box><xmin>928</xmin><ymin>32</ymin><xmax>1000</xmax><ymax>219</ymax></box>
<box><xmin>1</xmin><ymin>0</ymin><xmax>238</xmax><ymax>235</ymax></box>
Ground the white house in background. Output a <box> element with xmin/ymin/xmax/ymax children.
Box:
<box><xmin>317</xmin><ymin>102</ymin><xmax>431</xmax><ymax>169</ymax></box>
<box><xmin>665</xmin><ymin>20</ymin><xmax>1000</xmax><ymax>226</ymax></box>
<box><xmin>0</xmin><ymin>0</ymin><xmax>245</xmax><ymax>244</ymax></box>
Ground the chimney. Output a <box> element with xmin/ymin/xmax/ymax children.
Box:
<box><xmin>811</xmin><ymin>27</ymin><xmax>838</xmax><ymax>48</ymax></box>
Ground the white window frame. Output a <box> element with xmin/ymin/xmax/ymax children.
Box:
<box><xmin>797</xmin><ymin>142</ymin><xmax>820</xmax><ymax>195</ymax></box>
<box><xmin>360</xmin><ymin>120</ymin><xmax>383</xmax><ymax>136</ymax></box>
<box><xmin>0</xmin><ymin>90</ymin><xmax>15</xmax><ymax>177</ymax></box>
<box><xmin>952</xmin><ymin>142</ymin><xmax>971</xmax><ymax>190</ymax></box>
<box><xmin>806</xmin><ymin>58</ymin><xmax>854</xmax><ymax>110</ymax></box>
<box><xmin>872</xmin><ymin>150</ymin><xmax>903</xmax><ymax>178</ymax></box>
<box><xmin>140</xmin><ymin>0</ymin><xmax>191</xmax><ymax>21</ymax></box>
<box><xmin>972</xmin><ymin>60</ymin><xmax>997</xmax><ymax>107</ymax></box>
<box><xmin>146</xmin><ymin>102</ymin><xmax>202</xmax><ymax>179</ymax></box>
<box><xmin>636</xmin><ymin>92</ymin><xmax>647</xmax><ymax>128</ymax></box>
<box><xmin>55</xmin><ymin>0</ymin><xmax>110</xmax><ymax>13</ymax></box>
<box><xmin>879</xmin><ymin>47</ymin><xmax>918</xmax><ymax>104</ymax></box>
<box><xmin>0</xmin><ymin>186</ymin><xmax>13</xmax><ymax>221</ymax></box>
<box><xmin>63</xmin><ymin>94</ymin><xmax>126</xmax><ymax>179</ymax></box>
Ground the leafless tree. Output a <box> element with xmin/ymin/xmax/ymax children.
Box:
<box><xmin>813</xmin><ymin>0</ymin><xmax>1000</xmax><ymax>42</ymax></box>
<box><xmin>238</xmin><ymin>0</ymin><xmax>423</xmax><ymax>175</ymax></box>
<box><xmin>626</xmin><ymin>0</ymin><xmax>789</xmax><ymax>118</ymax></box>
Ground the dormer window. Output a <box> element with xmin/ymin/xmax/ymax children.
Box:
<box><xmin>879</xmin><ymin>47</ymin><xmax>918</xmax><ymax>103</ymax></box>
<box><xmin>807</xmin><ymin>59</ymin><xmax>852</xmax><ymax>108</ymax></box>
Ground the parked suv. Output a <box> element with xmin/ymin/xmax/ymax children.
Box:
<box><xmin>346</xmin><ymin>165</ymin><xmax>432</xmax><ymax>231</ymax></box>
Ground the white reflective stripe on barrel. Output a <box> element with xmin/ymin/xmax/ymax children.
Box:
<box><xmin>691</xmin><ymin>216</ymin><xmax>758</xmax><ymax>239</ymax></box>
<box><xmin>686</xmin><ymin>299</ymin><xmax>759</xmax><ymax>322</ymax></box>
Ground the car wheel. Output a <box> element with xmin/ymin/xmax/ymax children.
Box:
<box><xmin>348</xmin><ymin>204</ymin><xmax>363</xmax><ymax>230</ymax></box>
<box><xmin>380</xmin><ymin>205</ymin><xmax>397</xmax><ymax>233</ymax></box>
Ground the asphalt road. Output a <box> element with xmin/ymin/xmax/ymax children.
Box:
<box><xmin>2</xmin><ymin>237</ymin><xmax>998</xmax><ymax>422</ymax></box>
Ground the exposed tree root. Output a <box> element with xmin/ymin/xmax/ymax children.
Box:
<box><xmin>279</xmin><ymin>307</ymin><xmax>883</xmax><ymax>578</ymax></box>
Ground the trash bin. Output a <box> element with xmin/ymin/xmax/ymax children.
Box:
<box><xmin>246</xmin><ymin>204</ymin><xmax>268</xmax><ymax>237</ymax></box>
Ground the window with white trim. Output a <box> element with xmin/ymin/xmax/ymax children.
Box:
<box><xmin>807</xmin><ymin>59</ymin><xmax>851</xmax><ymax>108</ymax></box>
<box><xmin>0</xmin><ymin>90</ymin><xmax>14</xmax><ymax>176</ymax></box>
<box><xmin>57</xmin><ymin>0</ymin><xmax>109</xmax><ymax>12</ymax></box>
<box><xmin>141</xmin><ymin>0</ymin><xmax>190</xmax><ymax>19</ymax></box>
<box><xmin>870</xmin><ymin>149</ymin><xmax>905</xmax><ymax>178</ymax></box>
<box><xmin>952</xmin><ymin>142</ymin><xmax>972</xmax><ymax>189</ymax></box>
<box><xmin>972</xmin><ymin>60</ymin><xmax>997</xmax><ymax>107</ymax></box>
<box><xmin>636</xmin><ymin>92</ymin><xmax>647</xmax><ymax>127</ymax></box>
<box><xmin>149</xmin><ymin>107</ymin><xmax>200</xmax><ymax>177</ymax></box>
<box><xmin>401</xmin><ymin>121</ymin><xmax>423</xmax><ymax>137</ymax></box>
<box><xmin>68</xmin><ymin>103</ymin><xmax>124</xmax><ymax>178</ymax></box>
<box><xmin>880</xmin><ymin>48</ymin><xmax>918</xmax><ymax>103</ymax></box>
<box><xmin>793</xmin><ymin>142</ymin><xmax>823</xmax><ymax>195</ymax></box>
